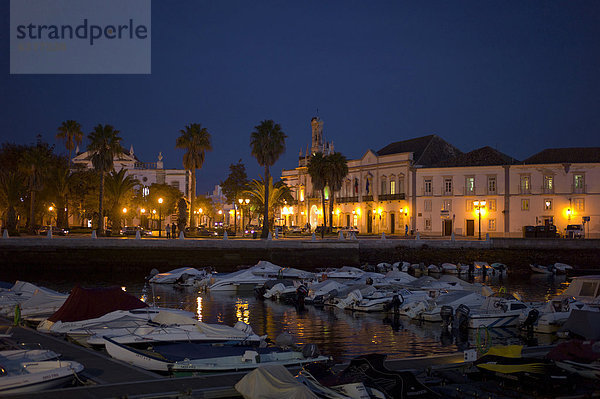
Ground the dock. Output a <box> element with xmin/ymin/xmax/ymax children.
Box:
<box><xmin>1</xmin><ymin>321</ymin><xmax>558</xmax><ymax>398</ymax></box>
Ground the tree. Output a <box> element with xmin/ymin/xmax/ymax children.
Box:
<box><xmin>220</xmin><ymin>160</ymin><xmax>248</xmax><ymax>233</ymax></box>
<box><xmin>68</xmin><ymin>167</ymin><xmax>99</xmax><ymax>227</ymax></box>
<box><xmin>176</xmin><ymin>123</ymin><xmax>212</xmax><ymax>228</ymax></box>
<box><xmin>193</xmin><ymin>195</ymin><xmax>214</xmax><ymax>227</ymax></box>
<box><xmin>250</xmin><ymin>120</ymin><xmax>287</xmax><ymax>238</ymax></box>
<box><xmin>45</xmin><ymin>156</ymin><xmax>71</xmax><ymax>228</ymax></box>
<box><xmin>105</xmin><ymin>168</ymin><xmax>138</xmax><ymax>234</ymax></box>
<box><xmin>146</xmin><ymin>183</ymin><xmax>183</xmax><ymax>231</ymax></box>
<box><xmin>177</xmin><ymin>198</ymin><xmax>188</xmax><ymax>235</ymax></box>
<box><xmin>19</xmin><ymin>142</ymin><xmax>53</xmax><ymax>233</ymax></box>
<box><xmin>325</xmin><ymin>152</ymin><xmax>349</xmax><ymax>230</ymax></box>
<box><xmin>0</xmin><ymin>171</ymin><xmax>24</xmax><ymax>234</ymax></box>
<box><xmin>243</xmin><ymin>176</ymin><xmax>292</xmax><ymax>230</ymax></box>
<box><xmin>308</xmin><ymin>152</ymin><xmax>328</xmax><ymax>229</ymax></box>
<box><xmin>87</xmin><ymin>124</ymin><xmax>123</xmax><ymax>235</ymax></box>
<box><xmin>56</xmin><ymin>120</ymin><xmax>83</xmax><ymax>167</ymax></box>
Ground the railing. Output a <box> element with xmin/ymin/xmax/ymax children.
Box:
<box><xmin>134</xmin><ymin>162</ymin><xmax>157</xmax><ymax>169</ymax></box>
<box><xmin>363</xmin><ymin>195</ymin><xmax>373</xmax><ymax>202</ymax></box>
<box><xmin>378</xmin><ymin>193</ymin><xmax>405</xmax><ymax>201</ymax></box>
<box><xmin>337</xmin><ymin>196</ymin><xmax>359</xmax><ymax>203</ymax></box>
<box><xmin>463</xmin><ymin>187</ymin><xmax>475</xmax><ymax>196</ymax></box>
<box><xmin>519</xmin><ymin>187</ymin><xmax>531</xmax><ymax>195</ymax></box>
<box><xmin>572</xmin><ymin>184</ymin><xmax>587</xmax><ymax>194</ymax></box>
<box><xmin>541</xmin><ymin>186</ymin><xmax>554</xmax><ymax>194</ymax></box>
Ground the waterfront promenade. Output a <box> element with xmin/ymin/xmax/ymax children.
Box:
<box><xmin>1</xmin><ymin>235</ymin><xmax>598</xmax><ymax>279</ymax></box>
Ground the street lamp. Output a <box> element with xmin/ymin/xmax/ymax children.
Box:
<box><xmin>158</xmin><ymin>197</ymin><xmax>163</xmax><ymax>237</ymax></box>
<box><xmin>140</xmin><ymin>208</ymin><xmax>146</xmax><ymax>229</ymax></box>
<box><xmin>473</xmin><ymin>200</ymin><xmax>486</xmax><ymax>240</ymax></box>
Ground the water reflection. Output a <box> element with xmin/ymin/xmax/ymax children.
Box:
<box><xmin>235</xmin><ymin>299</ymin><xmax>250</xmax><ymax>324</ymax></box>
<box><xmin>196</xmin><ymin>296</ymin><xmax>203</xmax><ymax>322</ymax></box>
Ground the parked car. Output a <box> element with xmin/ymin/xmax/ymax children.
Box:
<box><xmin>38</xmin><ymin>226</ymin><xmax>69</xmax><ymax>236</ymax></box>
<box><xmin>121</xmin><ymin>226</ymin><xmax>152</xmax><ymax>236</ymax></box>
<box><xmin>566</xmin><ymin>224</ymin><xmax>584</xmax><ymax>238</ymax></box>
<box><xmin>289</xmin><ymin>226</ymin><xmax>303</xmax><ymax>234</ymax></box>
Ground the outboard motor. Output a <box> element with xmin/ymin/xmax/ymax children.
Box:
<box><xmin>440</xmin><ymin>305</ymin><xmax>454</xmax><ymax>330</ymax></box>
<box><xmin>454</xmin><ymin>304</ymin><xmax>470</xmax><ymax>332</ymax></box>
<box><xmin>521</xmin><ymin>308</ymin><xmax>539</xmax><ymax>336</ymax></box>
<box><xmin>254</xmin><ymin>285</ymin><xmax>266</xmax><ymax>300</ymax></box>
<box><xmin>366</xmin><ymin>277</ymin><xmax>374</xmax><ymax>286</ymax></box>
<box><xmin>384</xmin><ymin>294</ymin><xmax>404</xmax><ymax>313</ymax></box>
<box><xmin>302</xmin><ymin>343</ymin><xmax>320</xmax><ymax>358</ymax></box>
<box><xmin>295</xmin><ymin>284</ymin><xmax>308</xmax><ymax>312</ymax></box>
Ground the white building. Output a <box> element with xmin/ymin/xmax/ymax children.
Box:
<box><xmin>281</xmin><ymin>119</ymin><xmax>600</xmax><ymax>238</ymax></box>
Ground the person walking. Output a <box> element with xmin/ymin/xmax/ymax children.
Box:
<box><xmin>404</xmin><ymin>224</ymin><xmax>408</xmax><ymax>237</ymax></box>
<box><xmin>171</xmin><ymin>223</ymin><xmax>177</xmax><ymax>239</ymax></box>
<box><xmin>165</xmin><ymin>223</ymin><xmax>170</xmax><ymax>239</ymax></box>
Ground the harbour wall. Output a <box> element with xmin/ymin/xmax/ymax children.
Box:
<box><xmin>0</xmin><ymin>238</ymin><xmax>598</xmax><ymax>282</ymax></box>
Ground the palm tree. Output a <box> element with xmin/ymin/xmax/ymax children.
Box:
<box><xmin>87</xmin><ymin>124</ymin><xmax>123</xmax><ymax>235</ymax></box>
<box><xmin>46</xmin><ymin>158</ymin><xmax>71</xmax><ymax>228</ymax></box>
<box><xmin>250</xmin><ymin>120</ymin><xmax>287</xmax><ymax>238</ymax></box>
<box><xmin>19</xmin><ymin>145</ymin><xmax>51</xmax><ymax>233</ymax></box>
<box><xmin>56</xmin><ymin>120</ymin><xmax>83</xmax><ymax>167</ymax></box>
<box><xmin>176</xmin><ymin>123</ymin><xmax>212</xmax><ymax>227</ymax></box>
<box><xmin>105</xmin><ymin>168</ymin><xmax>138</xmax><ymax>234</ymax></box>
<box><xmin>325</xmin><ymin>152</ymin><xmax>349</xmax><ymax>230</ymax></box>
<box><xmin>308</xmin><ymin>152</ymin><xmax>328</xmax><ymax>229</ymax></box>
<box><xmin>243</xmin><ymin>176</ymin><xmax>291</xmax><ymax>229</ymax></box>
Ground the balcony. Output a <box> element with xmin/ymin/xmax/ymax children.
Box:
<box><xmin>378</xmin><ymin>193</ymin><xmax>406</xmax><ymax>201</ymax></box>
<box><xmin>337</xmin><ymin>196</ymin><xmax>359</xmax><ymax>203</ymax></box>
<box><xmin>519</xmin><ymin>187</ymin><xmax>531</xmax><ymax>195</ymax></box>
<box><xmin>134</xmin><ymin>162</ymin><xmax>157</xmax><ymax>169</ymax></box>
<box><xmin>463</xmin><ymin>187</ymin><xmax>475</xmax><ymax>196</ymax></box>
<box><xmin>363</xmin><ymin>195</ymin><xmax>373</xmax><ymax>202</ymax></box>
<box><xmin>572</xmin><ymin>184</ymin><xmax>587</xmax><ymax>194</ymax></box>
<box><xmin>541</xmin><ymin>186</ymin><xmax>554</xmax><ymax>194</ymax></box>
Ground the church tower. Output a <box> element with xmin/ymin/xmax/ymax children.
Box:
<box><xmin>310</xmin><ymin>117</ymin><xmax>324</xmax><ymax>155</ymax></box>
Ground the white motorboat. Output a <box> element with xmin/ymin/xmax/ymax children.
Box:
<box><xmin>466</xmin><ymin>293</ymin><xmax>532</xmax><ymax>328</ymax></box>
<box><xmin>209</xmin><ymin>261</ymin><xmax>310</xmax><ymax>292</ymax></box>
<box><xmin>149</xmin><ymin>267</ymin><xmax>209</xmax><ymax>285</ymax></box>
<box><xmin>17</xmin><ymin>289</ymin><xmax>69</xmax><ymax>322</ymax></box>
<box><xmin>553</xmin><ymin>263</ymin><xmax>573</xmax><ymax>275</ymax></box>
<box><xmin>322</xmin><ymin>266</ymin><xmax>368</xmax><ymax>281</ymax></box>
<box><xmin>529</xmin><ymin>264</ymin><xmax>554</xmax><ymax>274</ymax></box>
<box><xmin>0</xmin><ymin>349</ymin><xmax>60</xmax><ymax>362</ymax></box>
<box><xmin>401</xmin><ymin>290</ymin><xmax>487</xmax><ymax>321</ymax></box>
<box><xmin>305</xmin><ymin>280</ymin><xmax>349</xmax><ymax>305</ymax></box>
<box><xmin>0</xmin><ymin>282</ymin><xmax>65</xmax><ymax>317</ymax></box>
<box><xmin>0</xmin><ymin>360</ymin><xmax>84</xmax><ymax>394</ymax></box>
<box><xmin>441</xmin><ymin>263</ymin><xmax>458</xmax><ymax>274</ymax></box>
<box><xmin>562</xmin><ymin>275</ymin><xmax>600</xmax><ymax>305</ymax></box>
<box><xmin>86</xmin><ymin>311</ymin><xmax>262</xmax><ymax>346</ymax></box>
<box><xmin>519</xmin><ymin>297</ymin><xmax>596</xmax><ymax>334</ymax></box>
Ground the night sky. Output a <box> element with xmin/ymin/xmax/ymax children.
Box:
<box><xmin>3</xmin><ymin>1</ymin><xmax>600</xmax><ymax>193</ymax></box>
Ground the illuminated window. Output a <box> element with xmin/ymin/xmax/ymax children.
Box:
<box><xmin>574</xmin><ymin>198</ymin><xmax>585</xmax><ymax>212</ymax></box>
<box><xmin>424</xmin><ymin>199</ymin><xmax>432</xmax><ymax>212</ymax></box>
<box><xmin>465</xmin><ymin>177</ymin><xmax>475</xmax><ymax>195</ymax></box>
<box><xmin>522</xmin><ymin>199</ymin><xmax>529</xmax><ymax>211</ymax></box>
<box><xmin>300</xmin><ymin>188</ymin><xmax>305</xmax><ymax>202</ymax></box>
<box><xmin>544</xmin><ymin>175</ymin><xmax>554</xmax><ymax>192</ymax></box>
<box><xmin>442</xmin><ymin>199</ymin><xmax>452</xmax><ymax>211</ymax></box>
<box><xmin>520</xmin><ymin>175</ymin><xmax>531</xmax><ymax>194</ymax></box>
<box><xmin>574</xmin><ymin>174</ymin><xmax>585</xmax><ymax>192</ymax></box>
<box><xmin>487</xmin><ymin>176</ymin><xmax>496</xmax><ymax>194</ymax></box>
<box><xmin>390</xmin><ymin>180</ymin><xmax>396</xmax><ymax>195</ymax></box>
<box><xmin>488</xmin><ymin>199</ymin><xmax>496</xmax><ymax>211</ymax></box>
<box><xmin>488</xmin><ymin>219</ymin><xmax>496</xmax><ymax>231</ymax></box>
<box><xmin>444</xmin><ymin>178</ymin><xmax>453</xmax><ymax>195</ymax></box>
<box><xmin>353</xmin><ymin>214</ymin><xmax>358</xmax><ymax>227</ymax></box>
<box><xmin>544</xmin><ymin>199</ymin><xmax>552</xmax><ymax>211</ymax></box>
<box><xmin>424</xmin><ymin>218</ymin><xmax>432</xmax><ymax>230</ymax></box>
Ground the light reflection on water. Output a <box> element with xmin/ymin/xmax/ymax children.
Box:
<box><xmin>35</xmin><ymin>273</ymin><xmax>570</xmax><ymax>362</ymax></box>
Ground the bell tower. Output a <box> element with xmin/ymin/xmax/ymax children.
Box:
<box><xmin>311</xmin><ymin>117</ymin><xmax>324</xmax><ymax>155</ymax></box>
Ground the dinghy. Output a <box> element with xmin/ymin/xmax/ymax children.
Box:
<box><xmin>0</xmin><ymin>360</ymin><xmax>84</xmax><ymax>394</ymax></box>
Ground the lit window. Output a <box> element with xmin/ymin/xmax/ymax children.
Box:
<box><xmin>390</xmin><ymin>180</ymin><xmax>396</xmax><ymax>195</ymax></box>
<box><xmin>488</xmin><ymin>199</ymin><xmax>496</xmax><ymax>211</ymax></box>
<box><xmin>544</xmin><ymin>175</ymin><xmax>553</xmax><ymax>191</ymax></box>
<box><xmin>442</xmin><ymin>199</ymin><xmax>452</xmax><ymax>211</ymax></box>
<box><xmin>465</xmin><ymin>177</ymin><xmax>475</xmax><ymax>195</ymax></box>
<box><xmin>488</xmin><ymin>219</ymin><xmax>496</xmax><ymax>231</ymax></box>
<box><xmin>574</xmin><ymin>174</ymin><xmax>585</xmax><ymax>191</ymax></box>
<box><xmin>466</xmin><ymin>200</ymin><xmax>473</xmax><ymax>211</ymax></box>
<box><xmin>300</xmin><ymin>188</ymin><xmax>304</xmax><ymax>202</ymax></box>
<box><xmin>522</xmin><ymin>199</ymin><xmax>529</xmax><ymax>211</ymax></box>
<box><xmin>544</xmin><ymin>199</ymin><xmax>552</xmax><ymax>211</ymax></box>
<box><xmin>520</xmin><ymin>175</ymin><xmax>531</xmax><ymax>194</ymax></box>
<box><xmin>424</xmin><ymin>199</ymin><xmax>432</xmax><ymax>212</ymax></box>
<box><xmin>574</xmin><ymin>198</ymin><xmax>584</xmax><ymax>212</ymax></box>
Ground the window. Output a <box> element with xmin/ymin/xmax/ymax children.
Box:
<box><xmin>544</xmin><ymin>199</ymin><xmax>552</xmax><ymax>211</ymax></box>
<box><xmin>300</xmin><ymin>188</ymin><xmax>305</xmax><ymax>202</ymax></box>
<box><xmin>465</xmin><ymin>177</ymin><xmax>475</xmax><ymax>195</ymax></box>
<box><xmin>574</xmin><ymin>174</ymin><xmax>585</xmax><ymax>192</ymax></box>
<box><xmin>487</xmin><ymin>176</ymin><xmax>497</xmax><ymax>194</ymax></box>
<box><xmin>424</xmin><ymin>179</ymin><xmax>432</xmax><ymax>195</ymax></box>
<box><xmin>424</xmin><ymin>218</ymin><xmax>432</xmax><ymax>230</ymax></box>
<box><xmin>522</xmin><ymin>199</ymin><xmax>529</xmax><ymax>211</ymax></box>
<box><xmin>353</xmin><ymin>214</ymin><xmax>358</xmax><ymax>227</ymax></box>
<box><xmin>574</xmin><ymin>198</ymin><xmax>585</xmax><ymax>212</ymax></box>
<box><xmin>444</xmin><ymin>178</ymin><xmax>453</xmax><ymax>195</ymax></box>
<box><xmin>390</xmin><ymin>180</ymin><xmax>396</xmax><ymax>195</ymax></box>
<box><xmin>442</xmin><ymin>199</ymin><xmax>452</xmax><ymax>211</ymax></box>
<box><xmin>466</xmin><ymin>200</ymin><xmax>473</xmax><ymax>211</ymax></box>
<box><xmin>520</xmin><ymin>175</ymin><xmax>531</xmax><ymax>194</ymax></box>
<box><xmin>488</xmin><ymin>219</ymin><xmax>496</xmax><ymax>231</ymax></box>
<box><xmin>424</xmin><ymin>199</ymin><xmax>432</xmax><ymax>212</ymax></box>
<box><xmin>380</xmin><ymin>180</ymin><xmax>386</xmax><ymax>195</ymax></box>
<box><xmin>544</xmin><ymin>175</ymin><xmax>554</xmax><ymax>193</ymax></box>
<box><xmin>488</xmin><ymin>199</ymin><xmax>496</xmax><ymax>211</ymax></box>
<box><xmin>398</xmin><ymin>177</ymin><xmax>405</xmax><ymax>194</ymax></box>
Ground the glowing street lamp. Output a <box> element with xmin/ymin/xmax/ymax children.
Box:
<box><xmin>473</xmin><ymin>200</ymin><xmax>486</xmax><ymax>240</ymax></box>
<box><xmin>158</xmin><ymin>197</ymin><xmax>163</xmax><ymax>237</ymax></box>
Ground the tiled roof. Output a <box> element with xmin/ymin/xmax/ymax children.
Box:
<box><xmin>436</xmin><ymin>146</ymin><xmax>519</xmax><ymax>167</ymax></box>
<box><xmin>376</xmin><ymin>135</ymin><xmax>463</xmax><ymax>166</ymax></box>
<box><xmin>523</xmin><ymin>148</ymin><xmax>600</xmax><ymax>164</ymax></box>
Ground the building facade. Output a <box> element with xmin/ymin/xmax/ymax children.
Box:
<box><xmin>281</xmin><ymin>119</ymin><xmax>600</xmax><ymax>238</ymax></box>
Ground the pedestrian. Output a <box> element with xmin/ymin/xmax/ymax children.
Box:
<box><xmin>404</xmin><ymin>224</ymin><xmax>408</xmax><ymax>237</ymax></box>
<box><xmin>171</xmin><ymin>223</ymin><xmax>176</xmax><ymax>238</ymax></box>
<box><xmin>165</xmin><ymin>223</ymin><xmax>170</xmax><ymax>239</ymax></box>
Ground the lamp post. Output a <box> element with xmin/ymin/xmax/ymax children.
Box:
<box><xmin>473</xmin><ymin>200</ymin><xmax>486</xmax><ymax>240</ymax></box>
<box><xmin>158</xmin><ymin>197</ymin><xmax>163</xmax><ymax>237</ymax></box>
<box><xmin>140</xmin><ymin>208</ymin><xmax>146</xmax><ymax>229</ymax></box>
<box><xmin>122</xmin><ymin>207</ymin><xmax>127</xmax><ymax>231</ymax></box>
<box><xmin>48</xmin><ymin>206</ymin><xmax>54</xmax><ymax>227</ymax></box>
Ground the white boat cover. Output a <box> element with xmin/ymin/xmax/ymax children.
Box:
<box><xmin>235</xmin><ymin>364</ymin><xmax>318</xmax><ymax>399</ymax></box>
<box><xmin>19</xmin><ymin>290</ymin><xmax>68</xmax><ymax>318</ymax></box>
<box><xmin>152</xmin><ymin>311</ymin><xmax>252</xmax><ymax>338</ymax></box>
<box><xmin>149</xmin><ymin>267</ymin><xmax>208</xmax><ymax>284</ymax></box>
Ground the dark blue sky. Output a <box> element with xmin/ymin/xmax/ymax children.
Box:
<box><xmin>3</xmin><ymin>1</ymin><xmax>600</xmax><ymax>193</ymax></box>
